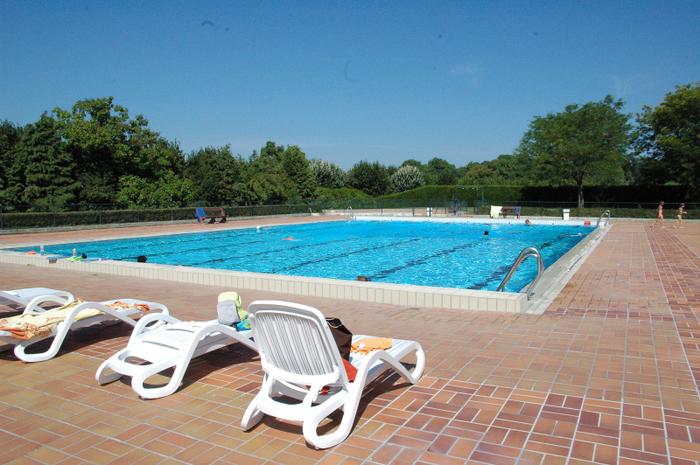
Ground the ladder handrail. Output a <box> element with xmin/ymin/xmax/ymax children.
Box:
<box><xmin>496</xmin><ymin>246</ymin><xmax>544</xmax><ymax>299</ymax></box>
<box><xmin>597</xmin><ymin>209</ymin><xmax>611</xmax><ymax>227</ymax></box>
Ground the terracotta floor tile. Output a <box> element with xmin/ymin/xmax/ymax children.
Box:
<box><xmin>0</xmin><ymin>221</ymin><xmax>699</xmax><ymax>464</ymax></box>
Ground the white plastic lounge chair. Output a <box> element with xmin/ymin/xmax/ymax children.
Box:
<box><xmin>0</xmin><ymin>296</ymin><xmax>168</xmax><ymax>363</ymax></box>
<box><xmin>0</xmin><ymin>287</ymin><xmax>74</xmax><ymax>313</ymax></box>
<box><xmin>241</xmin><ymin>300</ymin><xmax>425</xmax><ymax>449</ymax></box>
<box><xmin>96</xmin><ymin>305</ymin><xmax>257</xmax><ymax>399</ymax></box>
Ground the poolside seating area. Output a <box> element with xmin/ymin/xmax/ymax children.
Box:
<box><xmin>195</xmin><ymin>207</ymin><xmax>228</xmax><ymax>224</ymax></box>
<box><xmin>0</xmin><ymin>284</ymin><xmax>424</xmax><ymax>449</ymax></box>
<box><xmin>0</xmin><ymin>219</ymin><xmax>698</xmax><ymax>465</ymax></box>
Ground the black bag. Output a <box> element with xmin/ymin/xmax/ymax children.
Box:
<box><xmin>326</xmin><ymin>317</ymin><xmax>353</xmax><ymax>361</ymax></box>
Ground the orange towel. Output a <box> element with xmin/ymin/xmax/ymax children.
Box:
<box><xmin>107</xmin><ymin>301</ymin><xmax>151</xmax><ymax>313</ymax></box>
<box><xmin>351</xmin><ymin>337</ymin><xmax>392</xmax><ymax>355</ymax></box>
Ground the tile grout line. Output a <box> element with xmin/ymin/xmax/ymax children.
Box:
<box><xmin>647</xmin><ymin>226</ymin><xmax>700</xmax><ymax>396</ymax></box>
<box><xmin>642</xmin><ymin>225</ymin><xmax>676</xmax><ymax>465</ymax></box>
<box><xmin>563</xmin><ymin>313</ymin><xmax>607</xmax><ymax>465</ymax></box>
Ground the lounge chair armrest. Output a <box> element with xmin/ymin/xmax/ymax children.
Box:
<box><xmin>22</xmin><ymin>294</ymin><xmax>74</xmax><ymax>315</ymax></box>
<box><xmin>352</xmin><ymin>345</ymin><xmax>423</xmax><ymax>387</ymax></box>
<box><xmin>129</xmin><ymin>313</ymin><xmax>182</xmax><ymax>342</ymax></box>
<box><xmin>189</xmin><ymin>323</ymin><xmax>256</xmax><ymax>351</ymax></box>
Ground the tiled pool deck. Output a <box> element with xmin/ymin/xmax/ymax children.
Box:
<box><xmin>0</xmin><ymin>219</ymin><xmax>698</xmax><ymax>465</ymax></box>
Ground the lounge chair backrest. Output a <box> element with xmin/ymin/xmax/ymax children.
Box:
<box><xmin>248</xmin><ymin>301</ymin><xmax>348</xmax><ymax>387</ymax></box>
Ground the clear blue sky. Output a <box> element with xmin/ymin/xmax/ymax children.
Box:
<box><xmin>1</xmin><ymin>1</ymin><xmax>698</xmax><ymax>169</ymax></box>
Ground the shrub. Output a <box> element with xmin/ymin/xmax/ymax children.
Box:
<box><xmin>310</xmin><ymin>160</ymin><xmax>346</xmax><ymax>188</ymax></box>
<box><xmin>390</xmin><ymin>165</ymin><xmax>425</xmax><ymax>192</ymax></box>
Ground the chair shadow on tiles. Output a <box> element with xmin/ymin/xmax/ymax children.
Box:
<box><xmin>0</xmin><ymin>320</ymin><xmax>136</xmax><ymax>361</ymax></box>
<box><xmin>107</xmin><ymin>343</ymin><xmax>259</xmax><ymax>395</ymax></box>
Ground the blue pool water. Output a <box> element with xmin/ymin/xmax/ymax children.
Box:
<box><xmin>12</xmin><ymin>220</ymin><xmax>592</xmax><ymax>292</ymax></box>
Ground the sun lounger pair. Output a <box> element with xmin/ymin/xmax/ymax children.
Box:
<box><xmin>97</xmin><ymin>299</ymin><xmax>424</xmax><ymax>448</ymax></box>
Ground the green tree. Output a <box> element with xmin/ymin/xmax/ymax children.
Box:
<box><xmin>516</xmin><ymin>95</ymin><xmax>630</xmax><ymax>207</ymax></box>
<box><xmin>52</xmin><ymin>97</ymin><xmax>130</xmax><ymax>201</ymax></box>
<box><xmin>53</xmin><ymin>96</ymin><xmax>186</xmax><ymax>204</ymax></box>
<box><xmin>310</xmin><ymin>159</ymin><xmax>346</xmax><ymax>188</ymax></box>
<box><xmin>424</xmin><ymin>157</ymin><xmax>458</xmax><ymax>185</ymax></box>
<box><xmin>400</xmin><ymin>159</ymin><xmax>424</xmax><ymax>169</ymax></box>
<box><xmin>459</xmin><ymin>154</ymin><xmax>529</xmax><ymax>185</ymax></box>
<box><xmin>246</xmin><ymin>170</ymin><xmax>298</xmax><ymax>204</ymax></box>
<box><xmin>635</xmin><ymin>82</ymin><xmax>700</xmax><ymax>192</ymax></box>
<box><xmin>390</xmin><ymin>165</ymin><xmax>425</xmax><ymax>192</ymax></box>
<box><xmin>347</xmin><ymin>161</ymin><xmax>390</xmax><ymax>196</ymax></box>
<box><xmin>246</xmin><ymin>141</ymin><xmax>317</xmax><ymax>203</ymax></box>
<box><xmin>185</xmin><ymin>145</ymin><xmax>246</xmax><ymax>205</ymax></box>
<box><xmin>116</xmin><ymin>174</ymin><xmax>194</xmax><ymax>209</ymax></box>
<box><xmin>281</xmin><ymin>145</ymin><xmax>317</xmax><ymax>199</ymax></box>
<box><xmin>0</xmin><ymin>120</ymin><xmax>23</xmax><ymax>205</ymax></box>
<box><xmin>11</xmin><ymin>114</ymin><xmax>79</xmax><ymax>209</ymax></box>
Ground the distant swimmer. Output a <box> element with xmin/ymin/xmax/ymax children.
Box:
<box><xmin>525</xmin><ymin>219</ymin><xmax>532</xmax><ymax>226</ymax></box>
<box><xmin>357</xmin><ymin>275</ymin><xmax>370</xmax><ymax>282</ymax></box>
<box><xmin>282</xmin><ymin>236</ymin><xmax>297</xmax><ymax>241</ymax></box>
<box><xmin>483</xmin><ymin>230</ymin><xmax>489</xmax><ymax>236</ymax></box>
<box><xmin>137</xmin><ymin>255</ymin><xmax>148</xmax><ymax>263</ymax></box>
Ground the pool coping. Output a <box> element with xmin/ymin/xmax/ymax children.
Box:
<box><xmin>0</xmin><ymin>216</ymin><xmax>606</xmax><ymax>314</ymax></box>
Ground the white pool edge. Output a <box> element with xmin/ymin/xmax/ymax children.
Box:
<box><xmin>0</xmin><ymin>217</ymin><xmax>604</xmax><ymax>314</ymax></box>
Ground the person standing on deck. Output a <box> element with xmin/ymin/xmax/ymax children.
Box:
<box><xmin>676</xmin><ymin>203</ymin><xmax>687</xmax><ymax>228</ymax></box>
<box><xmin>653</xmin><ymin>201</ymin><xmax>665</xmax><ymax>228</ymax></box>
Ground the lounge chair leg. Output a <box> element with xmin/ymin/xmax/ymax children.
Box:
<box><xmin>14</xmin><ymin>326</ymin><xmax>68</xmax><ymax>363</ymax></box>
<box><xmin>132</xmin><ymin>363</ymin><xmax>183</xmax><ymax>400</ymax></box>
<box><xmin>303</xmin><ymin>396</ymin><xmax>358</xmax><ymax>449</ymax></box>
<box><xmin>95</xmin><ymin>359</ymin><xmax>122</xmax><ymax>385</ymax></box>
<box><xmin>241</xmin><ymin>395</ymin><xmax>264</xmax><ymax>430</ymax></box>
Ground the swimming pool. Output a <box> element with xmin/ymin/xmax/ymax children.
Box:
<box><xmin>12</xmin><ymin>220</ymin><xmax>592</xmax><ymax>293</ymax></box>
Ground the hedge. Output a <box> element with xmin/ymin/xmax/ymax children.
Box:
<box><xmin>0</xmin><ymin>204</ymin><xmax>311</xmax><ymax>230</ymax></box>
<box><xmin>2</xmin><ymin>184</ymin><xmax>698</xmax><ymax>229</ymax></box>
<box><xmin>378</xmin><ymin>184</ymin><xmax>695</xmax><ymax>206</ymax></box>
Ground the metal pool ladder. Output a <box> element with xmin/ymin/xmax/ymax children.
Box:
<box><xmin>597</xmin><ymin>209</ymin><xmax>611</xmax><ymax>227</ymax></box>
<box><xmin>497</xmin><ymin>246</ymin><xmax>544</xmax><ymax>299</ymax></box>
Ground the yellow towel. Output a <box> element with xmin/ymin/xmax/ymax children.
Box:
<box><xmin>0</xmin><ymin>300</ymin><xmax>150</xmax><ymax>340</ymax></box>
<box><xmin>351</xmin><ymin>337</ymin><xmax>393</xmax><ymax>355</ymax></box>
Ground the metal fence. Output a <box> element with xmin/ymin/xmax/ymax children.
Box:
<box><xmin>0</xmin><ymin>200</ymin><xmax>696</xmax><ymax>230</ymax></box>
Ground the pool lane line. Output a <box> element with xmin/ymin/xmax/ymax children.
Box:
<box><xmin>74</xmin><ymin>234</ymin><xmax>269</xmax><ymax>261</ymax></box>
<box><xmin>272</xmin><ymin>238</ymin><xmax>424</xmax><ymax>273</ymax></box>
<box><xmin>467</xmin><ymin>232</ymin><xmax>579</xmax><ymax>290</ymax></box>
<box><xmin>368</xmin><ymin>240</ymin><xmax>481</xmax><ymax>281</ymax></box>
<box><xmin>468</xmin><ymin>264</ymin><xmax>513</xmax><ymax>290</ymax></box>
<box><xmin>186</xmin><ymin>235</ymin><xmax>368</xmax><ymax>267</ymax></box>
<box><xmin>113</xmin><ymin>237</ymin><xmax>271</xmax><ymax>261</ymax></box>
<box><xmin>30</xmin><ymin>221</ymin><xmax>344</xmax><ymax>257</ymax></box>
<box><xmin>34</xmin><ymin>228</ymin><xmax>262</xmax><ymax>257</ymax></box>
<box><xmin>36</xmin><ymin>221</ymin><xmax>347</xmax><ymax>261</ymax></box>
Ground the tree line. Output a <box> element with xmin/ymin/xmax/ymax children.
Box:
<box><xmin>0</xmin><ymin>83</ymin><xmax>697</xmax><ymax>210</ymax></box>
